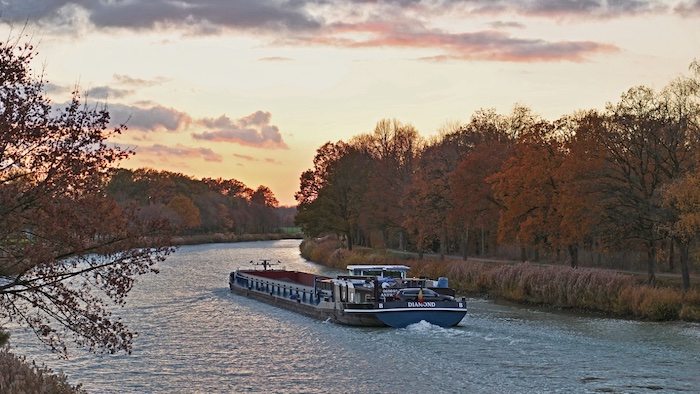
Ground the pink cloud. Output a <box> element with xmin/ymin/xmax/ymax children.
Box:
<box><xmin>192</xmin><ymin>110</ymin><xmax>289</xmax><ymax>149</ymax></box>
<box><xmin>136</xmin><ymin>143</ymin><xmax>223</xmax><ymax>162</ymax></box>
<box><xmin>302</xmin><ymin>21</ymin><xmax>619</xmax><ymax>62</ymax></box>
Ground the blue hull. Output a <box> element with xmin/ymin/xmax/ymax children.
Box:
<box><xmin>343</xmin><ymin>300</ymin><xmax>468</xmax><ymax>328</ymax></box>
<box><xmin>374</xmin><ymin>309</ymin><xmax>467</xmax><ymax>328</ymax></box>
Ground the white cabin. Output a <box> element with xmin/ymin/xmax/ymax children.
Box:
<box><xmin>346</xmin><ymin>265</ymin><xmax>410</xmax><ymax>279</ymax></box>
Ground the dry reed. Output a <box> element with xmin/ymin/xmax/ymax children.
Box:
<box><xmin>0</xmin><ymin>349</ymin><xmax>85</xmax><ymax>394</ymax></box>
<box><xmin>300</xmin><ymin>239</ymin><xmax>700</xmax><ymax>321</ymax></box>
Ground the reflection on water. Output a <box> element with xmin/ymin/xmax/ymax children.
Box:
<box><xmin>9</xmin><ymin>240</ymin><xmax>700</xmax><ymax>393</ymax></box>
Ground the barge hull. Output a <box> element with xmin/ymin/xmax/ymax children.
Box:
<box><xmin>229</xmin><ymin>284</ymin><xmax>330</xmax><ymax>321</ymax></box>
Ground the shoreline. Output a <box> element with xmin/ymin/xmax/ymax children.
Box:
<box><xmin>298</xmin><ymin>238</ymin><xmax>700</xmax><ymax>323</ymax></box>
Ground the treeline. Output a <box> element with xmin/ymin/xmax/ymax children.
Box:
<box><xmin>295</xmin><ymin>60</ymin><xmax>700</xmax><ymax>290</ymax></box>
<box><xmin>105</xmin><ymin>168</ymin><xmax>294</xmax><ymax>236</ymax></box>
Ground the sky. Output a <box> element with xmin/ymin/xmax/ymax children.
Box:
<box><xmin>1</xmin><ymin>1</ymin><xmax>699</xmax><ymax>207</ymax></box>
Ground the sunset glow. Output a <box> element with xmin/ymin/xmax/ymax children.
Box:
<box><xmin>1</xmin><ymin>1</ymin><xmax>698</xmax><ymax>206</ymax></box>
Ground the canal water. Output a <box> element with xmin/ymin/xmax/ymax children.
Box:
<box><xmin>8</xmin><ymin>239</ymin><xmax>700</xmax><ymax>393</ymax></box>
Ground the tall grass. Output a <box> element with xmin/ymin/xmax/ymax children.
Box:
<box><xmin>299</xmin><ymin>239</ymin><xmax>700</xmax><ymax>322</ymax></box>
<box><xmin>0</xmin><ymin>349</ymin><xmax>85</xmax><ymax>393</ymax></box>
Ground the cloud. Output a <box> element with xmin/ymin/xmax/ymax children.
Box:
<box><xmin>233</xmin><ymin>153</ymin><xmax>258</xmax><ymax>161</ymax></box>
<box><xmin>0</xmin><ymin>0</ymin><xmax>321</xmax><ymax>32</ymax></box>
<box><xmin>264</xmin><ymin>157</ymin><xmax>283</xmax><ymax>165</ymax></box>
<box><xmin>259</xmin><ymin>56</ymin><xmax>294</xmax><ymax>62</ymax></box>
<box><xmin>675</xmin><ymin>0</ymin><xmax>700</xmax><ymax>15</ymax></box>
<box><xmin>136</xmin><ymin>143</ymin><xmax>223</xmax><ymax>162</ymax></box>
<box><xmin>231</xmin><ymin>153</ymin><xmax>282</xmax><ymax>165</ymax></box>
<box><xmin>307</xmin><ymin>21</ymin><xmax>619</xmax><ymax>62</ymax></box>
<box><xmin>1</xmin><ymin>0</ymin><xmax>687</xmax><ymax>64</ymax></box>
<box><xmin>192</xmin><ymin>111</ymin><xmax>289</xmax><ymax>149</ymax></box>
<box><xmin>2</xmin><ymin>1</ymin><xmax>683</xmax><ymax>33</ymax></box>
<box><xmin>489</xmin><ymin>21</ymin><xmax>525</xmax><ymax>29</ymax></box>
<box><xmin>383</xmin><ymin>0</ymin><xmax>671</xmax><ymax>19</ymax></box>
<box><xmin>107</xmin><ymin>103</ymin><xmax>192</xmax><ymax>132</ymax></box>
<box><xmin>86</xmin><ymin>85</ymin><xmax>134</xmax><ymax>100</ymax></box>
<box><xmin>44</xmin><ymin>82</ymin><xmax>72</xmax><ymax>95</ymax></box>
<box><xmin>113</xmin><ymin>74</ymin><xmax>169</xmax><ymax>87</ymax></box>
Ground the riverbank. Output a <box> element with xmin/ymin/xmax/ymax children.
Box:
<box><xmin>300</xmin><ymin>238</ymin><xmax>700</xmax><ymax>322</ymax></box>
<box><xmin>171</xmin><ymin>232</ymin><xmax>303</xmax><ymax>245</ymax></box>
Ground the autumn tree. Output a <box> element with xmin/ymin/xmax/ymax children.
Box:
<box><xmin>249</xmin><ymin>185</ymin><xmax>280</xmax><ymax>233</ymax></box>
<box><xmin>657</xmin><ymin>60</ymin><xmax>700</xmax><ymax>289</ymax></box>
<box><xmin>594</xmin><ymin>85</ymin><xmax>698</xmax><ymax>282</ymax></box>
<box><xmin>449</xmin><ymin>109</ymin><xmax>515</xmax><ymax>259</ymax></box>
<box><xmin>663</xmin><ymin>173</ymin><xmax>700</xmax><ymax>290</ymax></box>
<box><xmin>553</xmin><ymin>111</ymin><xmax>610</xmax><ymax>268</ymax></box>
<box><xmin>295</xmin><ymin>141</ymin><xmax>370</xmax><ymax>250</ymax></box>
<box><xmin>202</xmin><ymin>177</ymin><xmax>251</xmax><ymax>232</ymax></box>
<box><xmin>352</xmin><ymin>119</ymin><xmax>421</xmax><ymax>249</ymax></box>
<box><xmin>166</xmin><ymin>194</ymin><xmax>202</xmax><ymax>230</ymax></box>
<box><xmin>404</xmin><ymin>121</ymin><xmax>468</xmax><ymax>260</ymax></box>
<box><xmin>0</xmin><ymin>38</ymin><xmax>175</xmax><ymax>356</ymax></box>
<box><xmin>489</xmin><ymin>119</ymin><xmax>562</xmax><ymax>262</ymax></box>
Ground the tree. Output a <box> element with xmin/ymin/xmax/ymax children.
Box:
<box><xmin>450</xmin><ymin>138</ymin><xmax>513</xmax><ymax>258</ymax></box>
<box><xmin>295</xmin><ymin>141</ymin><xmax>369</xmax><ymax>250</ymax></box>
<box><xmin>166</xmin><ymin>194</ymin><xmax>202</xmax><ymax>230</ymax></box>
<box><xmin>0</xmin><ymin>37</ymin><xmax>174</xmax><ymax>356</ymax></box>
<box><xmin>663</xmin><ymin>173</ymin><xmax>700</xmax><ymax>291</ymax></box>
<box><xmin>352</xmin><ymin>119</ymin><xmax>422</xmax><ymax>249</ymax></box>
<box><xmin>449</xmin><ymin>109</ymin><xmax>515</xmax><ymax>259</ymax></box>
<box><xmin>554</xmin><ymin>111</ymin><xmax>610</xmax><ymax>268</ymax></box>
<box><xmin>594</xmin><ymin>85</ymin><xmax>697</xmax><ymax>283</ymax></box>
<box><xmin>489</xmin><ymin>120</ymin><xmax>561</xmax><ymax>262</ymax></box>
<box><xmin>249</xmin><ymin>185</ymin><xmax>280</xmax><ymax>233</ymax></box>
<box><xmin>404</xmin><ymin>122</ymin><xmax>465</xmax><ymax>260</ymax></box>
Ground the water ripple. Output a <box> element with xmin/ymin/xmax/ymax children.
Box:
<box><xmin>8</xmin><ymin>240</ymin><xmax>700</xmax><ymax>393</ymax></box>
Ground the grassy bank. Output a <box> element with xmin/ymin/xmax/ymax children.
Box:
<box><xmin>300</xmin><ymin>238</ymin><xmax>700</xmax><ymax>322</ymax></box>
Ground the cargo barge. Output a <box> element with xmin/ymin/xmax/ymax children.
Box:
<box><xmin>228</xmin><ymin>261</ymin><xmax>467</xmax><ymax>328</ymax></box>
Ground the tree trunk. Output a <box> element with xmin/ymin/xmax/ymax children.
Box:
<box><xmin>462</xmin><ymin>225</ymin><xmax>469</xmax><ymax>261</ymax></box>
<box><xmin>646</xmin><ymin>243</ymin><xmax>656</xmax><ymax>284</ymax></box>
<box><xmin>346</xmin><ymin>228</ymin><xmax>354</xmax><ymax>251</ymax></box>
<box><xmin>520</xmin><ymin>245</ymin><xmax>527</xmax><ymax>262</ymax></box>
<box><xmin>679</xmin><ymin>240</ymin><xmax>691</xmax><ymax>292</ymax></box>
<box><xmin>567</xmin><ymin>244</ymin><xmax>578</xmax><ymax>268</ymax></box>
<box><xmin>417</xmin><ymin>235</ymin><xmax>424</xmax><ymax>260</ymax></box>
<box><xmin>668</xmin><ymin>239</ymin><xmax>675</xmax><ymax>272</ymax></box>
<box><xmin>481</xmin><ymin>228</ymin><xmax>486</xmax><ymax>256</ymax></box>
<box><xmin>439</xmin><ymin>226</ymin><xmax>447</xmax><ymax>261</ymax></box>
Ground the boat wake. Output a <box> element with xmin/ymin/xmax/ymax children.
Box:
<box><xmin>403</xmin><ymin>320</ymin><xmax>468</xmax><ymax>336</ymax></box>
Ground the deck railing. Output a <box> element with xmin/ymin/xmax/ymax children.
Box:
<box><xmin>233</xmin><ymin>272</ymin><xmax>325</xmax><ymax>305</ymax></box>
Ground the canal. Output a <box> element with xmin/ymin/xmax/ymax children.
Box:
<box><xmin>9</xmin><ymin>239</ymin><xmax>700</xmax><ymax>393</ymax></box>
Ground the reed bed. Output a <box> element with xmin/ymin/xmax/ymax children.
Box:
<box><xmin>0</xmin><ymin>349</ymin><xmax>85</xmax><ymax>394</ymax></box>
<box><xmin>300</xmin><ymin>239</ymin><xmax>700</xmax><ymax>322</ymax></box>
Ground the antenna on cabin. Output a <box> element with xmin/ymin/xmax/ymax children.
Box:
<box><xmin>250</xmin><ymin>259</ymin><xmax>280</xmax><ymax>271</ymax></box>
